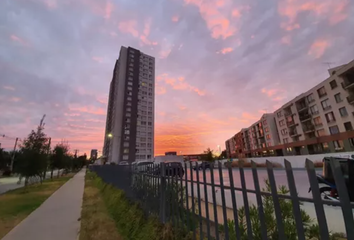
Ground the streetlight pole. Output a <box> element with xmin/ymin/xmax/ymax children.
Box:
<box><xmin>10</xmin><ymin>137</ymin><xmax>18</xmax><ymax>172</ymax></box>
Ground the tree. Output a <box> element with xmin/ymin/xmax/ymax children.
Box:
<box><xmin>50</xmin><ymin>143</ymin><xmax>70</xmax><ymax>178</ymax></box>
<box><xmin>218</xmin><ymin>150</ymin><xmax>227</xmax><ymax>160</ymax></box>
<box><xmin>17</xmin><ymin>121</ymin><xmax>50</xmax><ymax>186</ymax></box>
<box><xmin>0</xmin><ymin>149</ymin><xmax>11</xmax><ymax>170</ymax></box>
<box><xmin>202</xmin><ymin>148</ymin><xmax>215</xmax><ymax>162</ymax></box>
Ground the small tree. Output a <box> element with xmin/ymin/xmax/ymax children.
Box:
<box><xmin>202</xmin><ymin>148</ymin><xmax>215</xmax><ymax>162</ymax></box>
<box><xmin>50</xmin><ymin>143</ymin><xmax>70</xmax><ymax>178</ymax></box>
<box><xmin>17</xmin><ymin>121</ymin><xmax>49</xmax><ymax>186</ymax></box>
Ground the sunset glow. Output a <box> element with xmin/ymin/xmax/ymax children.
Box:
<box><xmin>0</xmin><ymin>0</ymin><xmax>353</xmax><ymax>156</ymax></box>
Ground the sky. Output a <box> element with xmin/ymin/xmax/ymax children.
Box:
<box><xmin>0</xmin><ymin>0</ymin><xmax>354</xmax><ymax>156</ymax></box>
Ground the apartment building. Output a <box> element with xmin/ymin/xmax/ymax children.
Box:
<box><xmin>225</xmin><ymin>136</ymin><xmax>236</xmax><ymax>158</ymax></box>
<box><xmin>103</xmin><ymin>46</ymin><xmax>155</xmax><ymax>164</ymax></box>
<box><xmin>226</xmin><ymin>59</ymin><xmax>354</xmax><ymax>158</ymax></box>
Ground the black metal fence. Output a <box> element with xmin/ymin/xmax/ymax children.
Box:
<box><xmin>90</xmin><ymin>158</ymin><xmax>354</xmax><ymax>240</ymax></box>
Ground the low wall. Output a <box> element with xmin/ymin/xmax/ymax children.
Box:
<box><xmin>221</xmin><ymin>152</ymin><xmax>354</xmax><ymax>168</ymax></box>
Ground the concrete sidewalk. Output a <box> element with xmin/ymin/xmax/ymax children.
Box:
<box><xmin>2</xmin><ymin>168</ymin><xmax>86</xmax><ymax>240</ymax></box>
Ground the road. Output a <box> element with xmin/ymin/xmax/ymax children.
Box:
<box><xmin>183</xmin><ymin>168</ymin><xmax>352</xmax><ymax>234</ymax></box>
<box><xmin>0</xmin><ymin>170</ymin><xmax>61</xmax><ymax>194</ymax></box>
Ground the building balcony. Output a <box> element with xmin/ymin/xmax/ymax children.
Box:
<box><xmin>289</xmin><ymin>131</ymin><xmax>301</xmax><ymax>137</ymax></box>
<box><xmin>297</xmin><ymin>105</ymin><xmax>308</xmax><ymax>112</ymax></box>
<box><xmin>314</xmin><ymin>123</ymin><xmax>323</xmax><ymax>128</ymax></box>
<box><xmin>303</xmin><ymin>126</ymin><xmax>315</xmax><ymax>133</ymax></box>
<box><xmin>341</xmin><ymin>81</ymin><xmax>354</xmax><ymax>90</ymax></box>
<box><xmin>287</xmin><ymin>121</ymin><xmax>296</xmax><ymax>127</ymax></box>
<box><xmin>347</xmin><ymin>95</ymin><xmax>354</xmax><ymax>105</ymax></box>
<box><xmin>284</xmin><ymin>111</ymin><xmax>293</xmax><ymax>117</ymax></box>
<box><xmin>299</xmin><ymin>114</ymin><xmax>312</xmax><ymax>122</ymax></box>
<box><xmin>318</xmin><ymin>92</ymin><xmax>327</xmax><ymax>98</ymax></box>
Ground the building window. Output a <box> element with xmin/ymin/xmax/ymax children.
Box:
<box><xmin>313</xmin><ymin>116</ymin><xmax>322</xmax><ymax>126</ymax></box>
<box><xmin>317</xmin><ymin>86</ymin><xmax>327</xmax><ymax>98</ymax></box>
<box><xmin>124</xmin><ymin>142</ymin><xmax>129</xmax><ymax>147</ymax></box>
<box><xmin>148</xmin><ymin>122</ymin><xmax>152</xmax><ymax>126</ymax></box>
<box><xmin>321</xmin><ymin>99</ymin><xmax>331</xmax><ymax>111</ymax></box>
<box><xmin>127</xmin><ymin>81</ymin><xmax>133</xmax><ymax>86</ymax></box>
<box><xmin>126</xmin><ymin>107</ymin><xmax>131</xmax><ymax>112</ymax></box>
<box><xmin>322</xmin><ymin>142</ymin><xmax>329</xmax><ymax>149</ymax></box>
<box><xmin>329</xmin><ymin>125</ymin><xmax>339</xmax><ymax>135</ymax></box>
<box><xmin>126</xmin><ymin>113</ymin><xmax>131</xmax><ymax>117</ymax></box>
<box><xmin>349</xmin><ymin>138</ymin><xmax>354</xmax><ymax>147</ymax></box>
<box><xmin>124</xmin><ymin>130</ymin><xmax>130</xmax><ymax>135</ymax></box>
<box><xmin>124</xmin><ymin>135</ymin><xmax>130</xmax><ymax>140</ymax></box>
<box><xmin>123</xmin><ymin>155</ymin><xmax>129</xmax><ymax>160</ymax></box>
<box><xmin>127</xmin><ymin>102</ymin><xmax>132</xmax><ymax>107</ymax></box>
<box><xmin>339</xmin><ymin>107</ymin><xmax>348</xmax><ymax>117</ymax></box>
<box><xmin>307</xmin><ymin>93</ymin><xmax>314</xmax><ymax>103</ymax></box>
<box><xmin>325</xmin><ymin>112</ymin><xmax>335</xmax><ymax>123</ymax></box>
<box><xmin>265</xmin><ymin>127</ymin><xmax>269</xmax><ymax>132</ymax></box>
<box><xmin>127</xmin><ymin>86</ymin><xmax>132</xmax><ymax>91</ymax></box>
<box><xmin>126</xmin><ymin>118</ymin><xmax>130</xmax><ymax>123</ymax></box>
<box><xmin>279</xmin><ymin>120</ymin><xmax>285</xmax><ymax>126</ymax></box>
<box><xmin>344</xmin><ymin>122</ymin><xmax>353</xmax><ymax>131</ymax></box>
<box><xmin>283</xmin><ymin>138</ymin><xmax>288</xmax><ymax>143</ymax></box>
<box><xmin>329</xmin><ymin>80</ymin><xmax>337</xmax><ymax>89</ymax></box>
<box><xmin>266</xmin><ymin>134</ymin><xmax>271</xmax><ymax>140</ymax></box>
<box><xmin>333</xmin><ymin>140</ymin><xmax>343</xmax><ymax>150</ymax></box>
<box><xmin>263</xmin><ymin>120</ymin><xmax>267</xmax><ymax>126</ymax></box>
<box><xmin>334</xmin><ymin>93</ymin><xmax>342</xmax><ymax>103</ymax></box>
<box><xmin>310</xmin><ymin>105</ymin><xmax>319</xmax><ymax>115</ymax></box>
<box><xmin>277</xmin><ymin>111</ymin><xmax>282</xmax><ymax>118</ymax></box>
<box><xmin>127</xmin><ymin>96</ymin><xmax>132</xmax><ymax>101</ymax></box>
<box><xmin>127</xmin><ymin>91</ymin><xmax>132</xmax><ymax>96</ymax></box>
<box><xmin>123</xmin><ymin>148</ymin><xmax>129</xmax><ymax>154</ymax></box>
<box><xmin>281</xmin><ymin>129</ymin><xmax>288</xmax><ymax>135</ymax></box>
<box><xmin>317</xmin><ymin>129</ymin><xmax>326</xmax><ymax>137</ymax></box>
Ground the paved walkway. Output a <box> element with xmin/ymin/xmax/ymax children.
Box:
<box><xmin>2</xmin><ymin>168</ymin><xmax>86</xmax><ymax>240</ymax></box>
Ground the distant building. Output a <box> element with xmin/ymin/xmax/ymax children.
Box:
<box><xmin>90</xmin><ymin>149</ymin><xmax>98</xmax><ymax>160</ymax></box>
<box><xmin>165</xmin><ymin>151</ymin><xmax>177</xmax><ymax>156</ymax></box>
<box><xmin>103</xmin><ymin>46</ymin><xmax>155</xmax><ymax>164</ymax></box>
<box><xmin>183</xmin><ymin>153</ymin><xmax>208</xmax><ymax>162</ymax></box>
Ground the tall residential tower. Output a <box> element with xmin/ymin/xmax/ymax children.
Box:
<box><xmin>103</xmin><ymin>46</ymin><xmax>155</xmax><ymax>164</ymax></box>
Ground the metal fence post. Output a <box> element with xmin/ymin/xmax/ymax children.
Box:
<box><xmin>159</xmin><ymin>163</ymin><xmax>166</xmax><ymax>223</ymax></box>
<box><xmin>330</xmin><ymin>158</ymin><xmax>354</xmax><ymax>239</ymax></box>
<box><xmin>305</xmin><ymin>159</ymin><xmax>330</xmax><ymax>240</ymax></box>
<box><xmin>284</xmin><ymin>159</ymin><xmax>305</xmax><ymax>240</ymax></box>
<box><xmin>251</xmin><ymin>161</ymin><xmax>268</xmax><ymax>240</ymax></box>
<box><xmin>266</xmin><ymin>160</ymin><xmax>286</xmax><ymax>240</ymax></box>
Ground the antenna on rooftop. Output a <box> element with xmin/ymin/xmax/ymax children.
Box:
<box><xmin>323</xmin><ymin>62</ymin><xmax>335</xmax><ymax>69</ymax></box>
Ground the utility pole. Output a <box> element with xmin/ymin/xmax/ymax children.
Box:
<box><xmin>10</xmin><ymin>137</ymin><xmax>18</xmax><ymax>172</ymax></box>
<box><xmin>43</xmin><ymin>137</ymin><xmax>51</xmax><ymax>179</ymax></box>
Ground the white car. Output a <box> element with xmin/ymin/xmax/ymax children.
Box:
<box><xmin>118</xmin><ymin>161</ymin><xmax>129</xmax><ymax>166</ymax></box>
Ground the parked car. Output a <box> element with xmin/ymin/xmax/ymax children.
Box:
<box><xmin>133</xmin><ymin>161</ymin><xmax>154</xmax><ymax>173</ymax></box>
<box><xmin>153</xmin><ymin>161</ymin><xmax>185</xmax><ymax>177</ymax></box>
<box><xmin>118</xmin><ymin>161</ymin><xmax>129</xmax><ymax>166</ymax></box>
<box><xmin>193</xmin><ymin>161</ymin><xmax>211</xmax><ymax>170</ymax></box>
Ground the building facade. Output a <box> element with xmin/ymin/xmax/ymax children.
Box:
<box><xmin>90</xmin><ymin>149</ymin><xmax>98</xmax><ymax>160</ymax></box>
<box><xmin>103</xmin><ymin>46</ymin><xmax>155</xmax><ymax>164</ymax></box>
<box><xmin>226</xmin><ymin>60</ymin><xmax>354</xmax><ymax>158</ymax></box>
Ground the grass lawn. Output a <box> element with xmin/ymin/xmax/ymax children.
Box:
<box><xmin>0</xmin><ymin>173</ymin><xmax>75</xmax><ymax>239</ymax></box>
<box><xmin>79</xmin><ymin>172</ymin><xmax>123</xmax><ymax>240</ymax></box>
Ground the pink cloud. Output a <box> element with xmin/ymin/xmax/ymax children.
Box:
<box><xmin>261</xmin><ymin>88</ymin><xmax>279</xmax><ymax>97</ymax></box>
<box><xmin>217</xmin><ymin>47</ymin><xmax>233</xmax><ymax>54</ymax></box>
<box><xmin>10</xmin><ymin>97</ymin><xmax>21</xmax><ymax>102</ymax></box>
<box><xmin>172</xmin><ymin>15</ymin><xmax>179</xmax><ymax>22</ymax></box>
<box><xmin>43</xmin><ymin>0</ymin><xmax>57</xmax><ymax>9</ymax></box>
<box><xmin>278</xmin><ymin>0</ymin><xmax>349</xmax><ymax>31</ymax></box>
<box><xmin>184</xmin><ymin>0</ymin><xmax>236</xmax><ymax>39</ymax></box>
<box><xmin>104</xmin><ymin>1</ymin><xmax>114</xmax><ymax>19</ymax></box>
<box><xmin>92</xmin><ymin>56</ymin><xmax>103</xmax><ymax>63</ymax></box>
<box><xmin>232</xmin><ymin>8</ymin><xmax>241</xmax><ymax>18</ymax></box>
<box><xmin>118</xmin><ymin>20</ymin><xmax>139</xmax><ymax>37</ymax></box>
<box><xmin>308</xmin><ymin>39</ymin><xmax>330</xmax><ymax>59</ymax></box>
<box><xmin>159</xmin><ymin>74</ymin><xmax>206</xmax><ymax>96</ymax></box>
<box><xmin>156</xmin><ymin>85</ymin><xmax>167</xmax><ymax>95</ymax></box>
<box><xmin>159</xmin><ymin>49</ymin><xmax>171</xmax><ymax>59</ymax></box>
<box><xmin>68</xmin><ymin>105</ymin><xmax>106</xmax><ymax>115</ymax></box>
<box><xmin>3</xmin><ymin>86</ymin><xmax>15</xmax><ymax>91</ymax></box>
<box><xmin>281</xmin><ymin>35</ymin><xmax>291</xmax><ymax>45</ymax></box>
<box><xmin>10</xmin><ymin>35</ymin><xmax>28</xmax><ymax>46</ymax></box>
